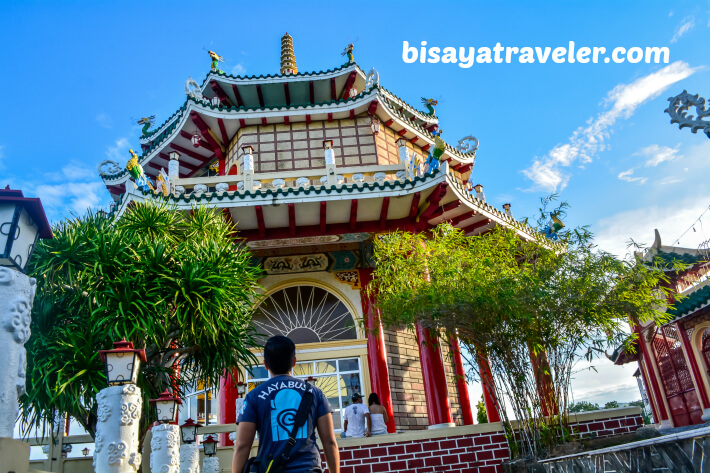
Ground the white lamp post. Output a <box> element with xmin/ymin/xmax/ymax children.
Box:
<box><xmin>99</xmin><ymin>338</ymin><xmax>147</xmax><ymax>386</ymax></box>
<box><xmin>0</xmin><ymin>187</ymin><xmax>52</xmax><ymax>272</ymax></box>
<box><xmin>201</xmin><ymin>436</ymin><xmax>219</xmax><ymax>473</ymax></box>
<box><xmin>0</xmin><ymin>187</ymin><xmax>50</xmax><ymax>473</ymax></box>
<box><xmin>94</xmin><ymin>339</ymin><xmax>145</xmax><ymax>473</ymax></box>
<box><xmin>150</xmin><ymin>390</ymin><xmax>182</xmax><ymax>473</ymax></box>
<box><xmin>179</xmin><ymin>419</ymin><xmax>202</xmax><ymax>473</ymax></box>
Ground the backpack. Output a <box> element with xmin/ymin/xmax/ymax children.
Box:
<box><xmin>243</xmin><ymin>383</ymin><xmax>315</xmax><ymax>473</ymax></box>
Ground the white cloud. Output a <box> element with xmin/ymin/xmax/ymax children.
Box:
<box><xmin>636</xmin><ymin>144</ymin><xmax>683</xmax><ymax>167</ymax></box>
<box><xmin>231</xmin><ymin>63</ymin><xmax>246</xmax><ymax>75</ymax></box>
<box><xmin>95</xmin><ymin>112</ymin><xmax>112</xmax><ymax>129</ymax></box>
<box><xmin>523</xmin><ymin>61</ymin><xmax>697</xmax><ymax>191</ymax></box>
<box><xmin>33</xmin><ymin>181</ymin><xmax>107</xmax><ymax>217</ymax></box>
<box><xmin>105</xmin><ymin>137</ymin><xmax>131</xmax><ymax>162</ymax></box>
<box><xmin>658</xmin><ymin>176</ymin><xmax>682</xmax><ymax>185</ymax></box>
<box><xmin>671</xmin><ymin>16</ymin><xmax>696</xmax><ymax>43</ymax></box>
<box><xmin>594</xmin><ymin>140</ymin><xmax>710</xmax><ymax>258</ymax></box>
<box><xmin>617</xmin><ymin>168</ymin><xmax>647</xmax><ymax>184</ymax></box>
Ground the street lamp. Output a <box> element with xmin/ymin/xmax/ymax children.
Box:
<box><xmin>305</xmin><ymin>376</ymin><xmax>316</xmax><ymax>387</ymax></box>
<box><xmin>82</xmin><ymin>447</ymin><xmax>90</xmax><ymax>457</ymax></box>
<box><xmin>236</xmin><ymin>382</ymin><xmax>247</xmax><ymax>397</ymax></box>
<box><xmin>150</xmin><ymin>389</ymin><xmax>182</xmax><ymax>423</ymax></box>
<box><xmin>396</xmin><ymin>137</ymin><xmax>407</xmax><ymax>148</ymax></box>
<box><xmin>0</xmin><ymin>187</ymin><xmax>52</xmax><ymax>272</ymax></box>
<box><xmin>98</xmin><ymin>338</ymin><xmax>147</xmax><ymax>386</ymax></box>
<box><xmin>202</xmin><ymin>435</ymin><xmax>219</xmax><ymax>457</ymax></box>
<box><xmin>180</xmin><ymin>418</ymin><xmax>202</xmax><ymax>444</ymax></box>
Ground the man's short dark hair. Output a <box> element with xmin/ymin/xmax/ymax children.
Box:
<box><xmin>264</xmin><ymin>336</ymin><xmax>296</xmax><ymax>375</ymax></box>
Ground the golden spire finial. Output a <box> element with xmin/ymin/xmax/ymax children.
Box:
<box><xmin>280</xmin><ymin>32</ymin><xmax>297</xmax><ymax>75</ymax></box>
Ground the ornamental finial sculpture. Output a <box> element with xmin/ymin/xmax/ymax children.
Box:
<box><xmin>208</xmin><ymin>50</ymin><xmax>225</xmax><ymax>74</ymax></box>
<box><xmin>342</xmin><ymin>43</ymin><xmax>354</xmax><ymax>65</ymax></box>
<box><xmin>137</xmin><ymin>116</ymin><xmax>155</xmax><ymax>136</ymax></box>
<box><xmin>665</xmin><ymin>90</ymin><xmax>710</xmax><ymax>139</ymax></box>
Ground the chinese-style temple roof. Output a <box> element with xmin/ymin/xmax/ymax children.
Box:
<box><xmin>608</xmin><ymin>337</ymin><xmax>640</xmax><ymax>365</ymax></box>
<box><xmin>101</xmin><ymin>35</ymin><xmax>553</xmax><ymax>249</ymax></box>
<box><xmin>641</xmin><ymin>229</ymin><xmax>707</xmax><ymax>271</ymax></box>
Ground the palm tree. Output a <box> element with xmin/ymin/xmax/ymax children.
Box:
<box><xmin>20</xmin><ymin>202</ymin><xmax>262</xmax><ymax>439</ymax></box>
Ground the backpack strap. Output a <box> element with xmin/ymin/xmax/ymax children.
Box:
<box><xmin>281</xmin><ymin>382</ymin><xmax>315</xmax><ymax>461</ymax></box>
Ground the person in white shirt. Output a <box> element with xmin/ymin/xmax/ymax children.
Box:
<box><xmin>341</xmin><ymin>393</ymin><xmax>371</xmax><ymax>438</ymax></box>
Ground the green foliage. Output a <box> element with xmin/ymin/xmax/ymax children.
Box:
<box><xmin>569</xmin><ymin>401</ymin><xmax>601</xmax><ymax>413</ymax></box>
<box><xmin>476</xmin><ymin>396</ymin><xmax>488</xmax><ymax>424</ymax></box>
<box><xmin>604</xmin><ymin>401</ymin><xmax>620</xmax><ymax>409</ymax></box>
<box><xmin>369</xmin><ymin>196</ymin><xmax>675</xmax><ymax>459</ymax></box>
<box><xmin>21</xmin><ymin>202</ymin><xmax>261</xmax><ymax>439</ymax></box>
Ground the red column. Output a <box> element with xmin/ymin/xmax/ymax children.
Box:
<box><xmin>218</xmin><ymin>156</ymin><xmax>226</xmax><ymax>176</ymax></box>
<box><xmin>477</xmin><ymin>352</ymin><xmax>502</xmax><ymax>423</ymax></box>
<box><xmin>636</xmin><ymin>326</ymin><xmax>670</xmax><ymax>422</ymax></box>
<box><xmin>416</xmin><ymin>324</ymin><xmax>455</xmax><ymax>427</ymax></box>
<box><xmin>218</xmin><ymin>369</ymin><xmax>240</xmax><ymax>446</ymax></box>
<box><xmin>448</xmin><ymin>335</ymin><xmax>474</xmax><ymax>425</ymax></box>
<box><xmin>359</xmin><ymin>269</ymin><xmax>396</xmax><ymax>433</ymax></box>
<box><xmin>677</xmin><ymin>322</ymin><xmax>710</xmax><ymax>409</ymax></box>
<box><xmin>227</xmin><ymin>165</ymin><xmax>238</xmax><ymax>191</ymax></box>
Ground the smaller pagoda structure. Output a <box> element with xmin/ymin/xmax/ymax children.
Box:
<box><xmin>612</xmin><ymin>230</ymin><xmax>710</xmax><ymax>428</ymax></box>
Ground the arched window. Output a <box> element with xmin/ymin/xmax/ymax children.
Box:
<box><xmin>251</xmin><ymin>285</ymin><xmax>358</xmax><ymax>344</ymax></box>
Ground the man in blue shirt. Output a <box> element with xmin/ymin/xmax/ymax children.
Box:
<box><xmin>232</xmin><ymin>336</ymin><xmax>340</xmax><ymax>473</ymax></box>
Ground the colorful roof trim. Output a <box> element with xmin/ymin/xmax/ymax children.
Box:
<box><xmin>201</xmin><ymin>61</ymin><xmax>360</xmax><ymax>83</ymax></box>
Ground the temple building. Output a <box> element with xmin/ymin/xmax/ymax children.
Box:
<box><xmin>99</xmin><ymin>33</ymin><xmax>542</xmax><ymax>440</ymax></box>
<box><xmin>611</xmin><ymin>230</ymin><xmax>710</xmax><ymax>429</ymax></box>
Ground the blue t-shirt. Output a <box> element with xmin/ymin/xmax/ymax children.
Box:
<box><xmin>237</xmin><ymin>375</ymin><xmax>333</xmax><ymax>472</ymax></box>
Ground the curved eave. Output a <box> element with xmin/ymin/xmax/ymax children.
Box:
<box><xmin>377</xmin><ymin>86</ymin><xmax>438</xmax><ymax>126</ymax></box>
<box><xmin>201</xmin><ymin>62</ymin><xmax>364</xmax><ymax>87</ymax></box>
<box><xmin>105</xmin><ymin>89</ymin><xmax>476</xmax><ymax>196</ymax></box>
<box><xmin>112</xmin><ymin>170</ymin><xmax>447</xmax><ymax>229</ymax></box>
<box><xmin>200</xmin><ymin>63</ymin><xmax>367</xmax><ymax>88</ymax></box>
<box><xmin>374</xmin><ymin>96</ymin><xmax>476</xmax><ymax>165</ymax></box>
<box><xmin>433</xmin><ymin>171</ymin><xmax>556</xmax><ymax>245</ymax></box>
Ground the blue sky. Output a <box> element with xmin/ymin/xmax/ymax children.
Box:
<box><xmin>2</xmin><ymin>0</ymin><xmax>710</xmax><ymax>407</ymax></box>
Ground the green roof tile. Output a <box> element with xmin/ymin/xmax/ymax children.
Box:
<box><xmin>668</xmin><ymin>285</ymin><xmax>710</xmax><ymax>317</ymax></box>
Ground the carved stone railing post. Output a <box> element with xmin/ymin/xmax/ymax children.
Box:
<box><xmin>151</xmin><ymin>424</ymin><xmax>180</xmax><ymax>473</ymax></box>
<box><xmin>93</xmin><ymin>384</ymin><xmax>143</xmax><ymax>473</ymax></box>
<box><xmin>179</xmin><ymin>443</ymin><xmax>200</xmax><ymax>473</ymax></box>
<box><xmin>0</xmin><ymin>267</ymin><xmax>36</xmax><ymax>439</ymax></box>
<box><xmin>202</xmin><ymin>456</ymin><xmax>219</xmax><ymax>473</ymax></box>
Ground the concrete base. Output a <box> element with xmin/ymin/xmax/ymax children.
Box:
<box><xmin>428</xmin><ymin>422</ymin><xmax>456</xmax><ymax>430</ymax></box>
<box><xmin>0</xmin><ymin>437</ymin><xmax>30</xmax><ymax>473</ymax></box>
<box><xmin>701</xmin><ymin>408</ymin><xmax>710</xmax><ymax>422</ymax></box>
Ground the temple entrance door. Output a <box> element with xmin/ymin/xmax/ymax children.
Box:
<box><xmin>652</xmin><ymin>325</ymin><xmax>703</xmax><ymax>426</ymax></box>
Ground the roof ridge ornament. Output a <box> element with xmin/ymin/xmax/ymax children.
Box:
<box><xmin>208</xmin><ymin>50</ymin><xmax>225</xmax><ymax>75</ymax></box>
<box><xmin>185</xmin><ymin>76</ymin><xmax>203</xmax><ymax>101</ymax></box>
<box><xmin>665</xmin><ymin>90</ymin><xmax>710</xmax><ymax>139</ymax></box>
<box><xmin>455</xmin><ymin>136</ymin><xmax>479</xmax><ymax>155</ymax></box>
<box><xmin>342</xmin><ymin>43</ymin><xmax>355</xmax><ymax>65</ymax></box>
<box><xmin>365</xmin><ymin>67</ymin><xmax>379</xmax><ymax>89</ymax></box>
